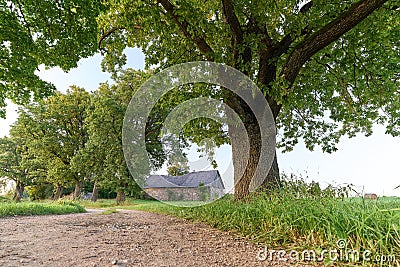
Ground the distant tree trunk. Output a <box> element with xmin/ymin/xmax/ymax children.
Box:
<box><xmin>53</xmin><ymin>185</ymin><xmax>64</xmax><ymax>200</ymax></box>
<box><xmin>73</xmin><ymin>180</ymin><xmax>83</xmax><ymax>200</ymax></box>
<box><xmin>13</xmin><ymin>181</ymin><xmax>24</xmax><ymax>202</ymax></box>
<box><xmin>91</xmin><ymin>180</ymin><xmax>98</xmax><ymax>202</ymax></box>
<box><xmin>116</xmin><ymin>190</ymin><xmax>126</xmax><ymax>205</ymax></box>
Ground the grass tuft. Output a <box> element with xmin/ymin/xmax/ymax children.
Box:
<box><xmin>99</xmin><ymin>208</ymin><xmax>119</xmax><ymax>215</ymax></box>
<box><xmin>0</xmin><ymin>200</ymin><xmax>86</xmax><ymax>217</ymax></box>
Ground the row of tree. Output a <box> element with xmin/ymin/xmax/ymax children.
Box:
<box><xmin>0</xmin><ymin>70</ymin><xmax>150</xmax><ymax>202</ymax></box>
<box><xmin>0</xmin><ymin>68</ymin><xmax>224</xmax><ymax>202</ymax></box>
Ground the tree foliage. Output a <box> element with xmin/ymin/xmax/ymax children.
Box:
<box><xmin>75</xmin><ymin>69</ymin><xmax>149</xmax><ymax>199</ymax></box>
<box><xmin>97</xmin><ymin>0</ymin><xmax>399</xmax><ymax>151</ymax></box>
<box><xmin>167</xmin><ymin>162</ymin><xmax>190</xmax><ymax>176</ymax></box>
<box><xmin>9</xmin><ymin>87</ymin><xmax>90</xmax><ymax>199</ymax></box>
<box><xmin>0</xmin><ymin>0</ymin><xmax>103</xmax><ymax>116</ymax></box>
<box><xmin>1</xmin><ymin>70</ymin><xmax>167</xmax><ymax>202</ymax></box>
<box><xmin>0</xmin><ymin>136</ymin><xmax>29</xmax><ymax>201</ymax></box>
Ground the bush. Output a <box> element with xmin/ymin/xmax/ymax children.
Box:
<box><xmin>26</xmin><ymin>184</ymin><xmax>54</xmax><ymax>200</ymax></box>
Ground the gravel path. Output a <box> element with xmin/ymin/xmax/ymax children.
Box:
<box><xmin>0</xmin><ymin>210</ymin><xmax>315</xmax><ymax>266</ymax></box>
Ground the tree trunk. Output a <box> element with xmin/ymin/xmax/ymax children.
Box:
<box><xmin>116</xmin><ymin>190</ymin><xmax>126</xmax><ymax>205</ymax></box>
<box><xmin>260</xmin><ymin>151</ymin><xmax>281</xmax><ymax>190</ymax></box>
<box><xmin>231</xmin><ymin>118</ymin><xmax>256</xmax><ymax>201</ymax></box>
<box><xmin>53</xmin><ymin>185</ymin><xmax>64</xmax><ymax>200</ymax></box>
<box><xmin>231</xmin><ymin>126</ymin><xmax>281</xmax><ymax>200</ymax></box>
<box><xmin>13</xmin><ymin>182</ymin><xmax>24</xmax><ymax>202</ymax></box>
<box><xmin>73</xmin><ymin>180</ymin><xmax>83</xmax><ymax>200</ymax></box>
<box><xmin>221</xmin><ymin>58</ymin><xmax>281</xmax><ymax>201</ymax></box>
<box><xmin>225</xmin><ymin>89</ymin><xmax>280</xmax><ymax>201</ymax></box>
<box><xmin>91</xmin><ymin>180</ymin><xmax>98</xmax><ymax>202</ymax></box>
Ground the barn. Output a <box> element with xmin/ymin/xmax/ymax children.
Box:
<box><xmin>144</xmin><ymin>170</ymin><xmax>225</xmax><ymax>201</ymax></box>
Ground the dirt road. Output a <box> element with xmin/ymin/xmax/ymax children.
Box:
<box><xmin>0</xmin><ymin>210</ymin><xmax>310</xmax><ymax>266</ymax></box>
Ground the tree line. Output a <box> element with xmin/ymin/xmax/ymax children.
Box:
<box><xmin>0</xmin><ymin>70</ymin><xmax>149</xmax><ymax>202</ymax></box>
<box><xmin>0</xmin><ymin>68</ymin><xmax>225</xmax><ymax>202</ymax></box>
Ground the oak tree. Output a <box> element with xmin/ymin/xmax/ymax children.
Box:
<box><xmin>0</xmin><ymin>136</ymin><xmax>28</xmax><ymax>201</ymax></box>
<box><xmin>12</xmin><ymin>86</ymin><xmax>91</xmax><ymax>199</ymax></box>
<box><xmin>76</xmin><ymin>70</ymin><xmax>149</xmax><ymax>203</ymax></box>
<box><xmin>97</xmin><ymin>0</ymin><xmax>400</xmax><ymax>199</ymax></box>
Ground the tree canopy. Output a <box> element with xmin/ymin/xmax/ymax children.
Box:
<box><xmin>75</xmin><ymin>70</ymin><xmax>150</xmax><ymax>202</ymax></box>
<box><xmin>0</xmin><ymin>0</ymin><xmax>102</xmax><ymax>115</ymax></box>
<box><xmin>97</xmin><ymin>0</ymin><xmax>399</xmax><ymax>150</ymax></box>
<box><xmin>0</xmin><ymin>69</ymin><xmax>177</xmax><ymax>201</ymax></box>
<box><xmin>0</xmin><ymin>136</ymin><xmax>29</xmax><ymax>201</ymax></box>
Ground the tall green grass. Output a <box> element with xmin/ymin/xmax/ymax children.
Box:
<box><xmin>0</xmin><ymin>199</ymin><xmax>85</xmax><ymax>217</ymax></box>
<box><xmin>177</xmin><ymin>195</ymin><xmax>399</xmax><ymax>254</ymax></box>
<box><xmin>78</xmin><ymin>198</ymin><xmax>150</xmax><ymax>208</ymax></box>
<box><xmin>0</xmin><ymin>195</ymin><xmax>11</xmax><ymax>203</ymax></box>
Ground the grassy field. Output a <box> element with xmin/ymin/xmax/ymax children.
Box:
<box><xmin>79</xmin><ymin>198</ymin><xmax>207</xmax><ymax>209</ymax></box>
<box><xmin>84</xmin><ymin>194</ymin><xmax>400</xmax><ymax>266</ymax></box>
<box><xmin>0</xmin><ymin>199</ymin><xmax>86</xmax><ymax>217</ymax></box>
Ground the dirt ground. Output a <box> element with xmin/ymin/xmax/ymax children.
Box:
<box><xmin>0</xmin><ymin>209</ymin><xmax>316</xmax><ymax>267</ymax></box>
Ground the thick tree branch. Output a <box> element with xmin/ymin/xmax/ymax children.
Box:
<box><xmin>13</xmin><ymin>0</ymin><xmax>34</xmax><ymax>40</ymax></box>
<box><xmin>157</xmin><ymin>0</ymin><xmax>214</xmax><ymax>61</ymax></box>
<box><xmin>222</xmin><ymin>0</ymin><xmax>248</xmax><ymax>66</ymax></box>
<box><xmin>274</xmin><ymin>34</ymin><xmax>293</xmax><ymax>57</ymax></box>
<box><xmin>281</xmin><ymin>0</ymin><xmax>387</xmax><ymax>85</ymax></box>
<box><xmin>98</xmin><ymin>26</ymin><xmax>127</xmax><ymax>51</ymax></box>
<box><xmin>222</xmin><ymin>0</ymin><xmax>243</xmax><ymax>43</ymax></box>
<box><xmin>273</xmin><ymin>2</ymin><xmax>313</xmax><ymax>58</ymax></box>
<box><xmin>299</xmin><ymin>1</ymin><xmax>313</xmax><ymax>13</ymax></box>
<box><xmin>274</xmin><ymin>26</ymin><xmax>313</xmax><ymax>58</ymax></box>
<box><xmin>254</xmin><ymin>20</ymin><xmax>283</xmax><ymax>119</ymax></box>
<box><xmin>254</xmin><ymin>22</ymin><xmax>282</xmax><ymax>119</ymax></box>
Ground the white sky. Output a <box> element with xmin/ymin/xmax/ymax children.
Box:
<box><xmin>1</xmin><ymin>48</ymin><xmax>398</xmax><ymax>197</ymax></box>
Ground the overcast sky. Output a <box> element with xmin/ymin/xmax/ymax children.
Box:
<box><xmin>1</xmin><ymin>48</ymin><xmax>398</xmax><ymax>197</ymax></box>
